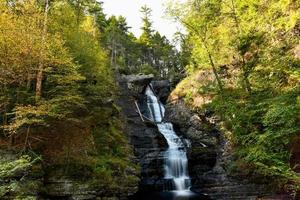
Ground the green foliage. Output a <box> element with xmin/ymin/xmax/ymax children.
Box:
<box><xmin>0</xmin><ymin>0</ymin><xmax>86</xmax><ymax>137</ymax></box>
<box><xmin>0</xmin><ymin>0</ymin><xmax>116</xmax><ymax>139</ymax></box>
<box><xmin>88</xmin><ymin>112</ymin><xmax>140</xmax><ymax>192</ymax></box>
<box><xmin>0</xmin><ymin>155</ymin><xmax>31</xmax><ymax>179</ymax></box>
<box><xmin>139</xmin><ymin>64</ymin><xmax>159</xmax><ymax>76</ymax></box>
<box><xmin>168</xmin><ymin>0</ymin><xmax>300</xmax><ymax>192</ymax></box>
<box><xmin>209</xmin><ymin>87</ymin><xmax>300</xmax><ymax>189</ymax></box>
<box><xmin>50</xmin><ymin>1</ymin><xmax>114</xmax><ymax>103</ymax></box>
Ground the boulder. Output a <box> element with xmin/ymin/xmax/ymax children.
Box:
<box><xmin>121</xmin><ymin>74</ymin><xmax>154</xmax><ymax>98</ymax></box>
<box><xmin>164</xmin><ymin>101</ymin><xmax>193</xmax><ymax>133</ymax></box>
<box><xmin>151</xmin><ymin>80</ymin><xmax>171</xmax><ymax>103</ymax></box>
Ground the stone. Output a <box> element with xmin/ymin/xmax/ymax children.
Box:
<box><xmin>151</xmin><ymin>80</ymin><xmax>171</xmax><ymax>103</ymax></box>
<box><xmin>43</xmin><ymin>177</ymin><xmax>97</xmax><ymax>199</ymax></box>
<box><xmin>294</xmin><ymin>43</ymin><xmax>300</xmax><ymax>59</ymax></box>
<box><xmin>164</xmin><ymin>101</ymin><xmax>193</xmax><ymax>133</ymax></box>
<box><xmin>121</xmin><ymin>74</ymin><xmax>154</xmax><ymax>98</ymax></box>
<box><xmin>122</xmin><ymin>74</ymin><xmax>154</xmax><ymax>85</ymax></box>
<box><xmin>189</xmin><ymin>114</ymin><xmax>202</xmax><ymax>129</ymax></box>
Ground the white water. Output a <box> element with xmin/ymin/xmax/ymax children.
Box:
<box><xmin>145</xmin><ymin>86</ymin><xmax>165</xmax><ymax>122</ymax></box>
<box><xmin>145</xmin><ymin>85</ymin><xmax>191</xmax><ymax>191</ymax></box>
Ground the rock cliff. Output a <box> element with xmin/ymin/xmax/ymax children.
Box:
<box><xmin>116</xmin><ymin>75</ymin><xmax>169</xmax><ymax>192</ymax></box>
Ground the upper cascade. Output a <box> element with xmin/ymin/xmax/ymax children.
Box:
<box><xmin>145</xmin><ymin>85</ymin><xmax>165</xmax><ymax>122</ymax></box>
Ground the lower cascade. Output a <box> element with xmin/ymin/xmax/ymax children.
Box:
<box><xmin>145</xmin><ymin>85</ymin><xmax>191</xmax><ymax>191</ymax></box>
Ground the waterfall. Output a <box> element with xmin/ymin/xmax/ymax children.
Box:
<box><xmin>145</xmin><ymin>85</ymin><xmax>191</xmax><ymax>191</ymax></box>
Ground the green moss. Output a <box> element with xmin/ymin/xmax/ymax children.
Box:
<box><xmin>0</xmin><ymin>155</ymin><xmax>31</xmax><ymax>179</ymax></box>
<box><xmin>14</xmin><ymin>196</ymin><xmax>36</xmax><ymax>200</ymax></box>
<box><xmin>0</xmin><ymin>154</ymin><xmax>42</xmax><ymax>199</ymax></box>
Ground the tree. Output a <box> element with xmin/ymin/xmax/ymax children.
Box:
<box><xmin>36</xmin><ymin>0</ymin><xmax>50</xmax><ymax>99</ymax></box>
<box><xmin>167</xmin><ymin>0</ymin><xmax>225</xmax><ymax>91</ymax></box>
<box><xmin>139</xmin><ymin>5</ymin><xmax>153</xmax><ymax>46</ymax></box>
<box><xmin>88</xmin><ymin>0</ymin><xmax>106</xmax><ymax>33</ymax></box>
<box><xmin>0</xmin><ymin>0</ymin><xmax>86</xmax><ymax>148</ymax></box>
<box><xmin>50</xmin><ymin>0</ymin><xmax>114</xmax><ymax>106</ymax></box>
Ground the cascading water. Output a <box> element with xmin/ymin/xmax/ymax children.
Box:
<box><xmin>145</xmin><ymin>85</ymin><xmax>191</xmax><ymax>191</ymax></box>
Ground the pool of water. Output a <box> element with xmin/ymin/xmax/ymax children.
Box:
<box><xmin>130</xmin><ymin>190</ymin><xmax>211</xmax><ymax>200</ymax></box>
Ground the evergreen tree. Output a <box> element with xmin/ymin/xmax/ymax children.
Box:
<box><xmin>139</xmin><ymin>5</ymin><xmax>153</xmax><ymax>46</ymax></box>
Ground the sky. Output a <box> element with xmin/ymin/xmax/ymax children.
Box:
<box><xmin>101</xmin><ymin>0</ymin><xmax>183</xmax><ymax>42</ymax></box>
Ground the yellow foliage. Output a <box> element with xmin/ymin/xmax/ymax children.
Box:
<box><xmin>80</xmin><ymin>16</ymin><xmax>99</xmax><ymax>37</ymax></box>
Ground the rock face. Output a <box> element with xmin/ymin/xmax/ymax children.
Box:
<box><xmin>43</xmin><ymin>177</ymin><xmax>97</xmax><ymax>200</ymax></box>
<box><xmin>116</xmin><ymin>75</ymin><xmax>168</xmax><ymax>192</ymax></box>
<box><xmin>151</xmin><ymin>80</ymin><xmax>171</xmax><ymax>104</ymax></box>
<box><xmin>41</xmin><ymin>163</ymin><xmax>139</xmax><ymax>200</ymax></box>
<box><xmin>121</xmin><ymin>74</ymin><xmax>154</xmax><ymax>98</ymax></box>
<box><xmin>165</xmin><ymin>100</ymin><xmax>291</xmax><ymax>200</ymax></box>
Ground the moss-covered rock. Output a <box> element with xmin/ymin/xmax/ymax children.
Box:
<box><xmin>0</xmin><ymin>150</ymin><xmax>43</xmax><ymax>200</ymax></box>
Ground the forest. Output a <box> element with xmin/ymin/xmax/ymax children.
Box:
<box><xmin>0</xmin><ymin>0</ymin><xmax>299</xmax><ymax>199</ymax></box>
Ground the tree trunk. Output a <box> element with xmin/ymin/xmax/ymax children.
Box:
<box><xmin>36</xmin><ymin>70</ymin><xmax>43</xmax><ymax>98</ymax></box>
<box><xmin>23</xmin><ymin>126</ymin><xmax>30</xmax><ymax>152</ymax></box>
<box><xmin>92</xmin><ymin>0</ymin><xmax>97</xmax><ymax>37</ymax></box>
<box><xmin>27</xmin><ymin>73</ymin><xmax>32</xmax><ymax>91</ymax></box>
<box><xmin>231</xmin><ymin>0</ymin><xmax>252</xmax><ymax>94</ymax></box>
<box><xmin>76</xmin><ymin>0</ymin><xmax>81</xmax><ymax>26</ymax></box>
<box><xmin>242</xmin><ymin>61</ymin><xmax>252</xmax><ymax>94</ymax></box>
<box><xmin>208</xmin><ymin>51</ymin><xmax>223</xmax><ymax>92</ymax></box>
<box><xmin>110</xmin><ymin>44</ymin><xmax>114</xmax><ymax>67</ymax></box>
<box><xmin>36</xmin><ymin>0</ymin><xmax>49</xmax><ymax>99</ymax></box>
<box><xmin>178</xmin><ymin>18</ymin><xmax>223</xmax><ymax>92</ymax></box>
<box><xmin>244</xmin><ymin>75</ymin><xmax>252</xmax><ymax>93</ymax></box>
<box><xmin>202</xmin><ymin>40</ymin><xmax>223</xmax><ymax>92</ymax></box>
